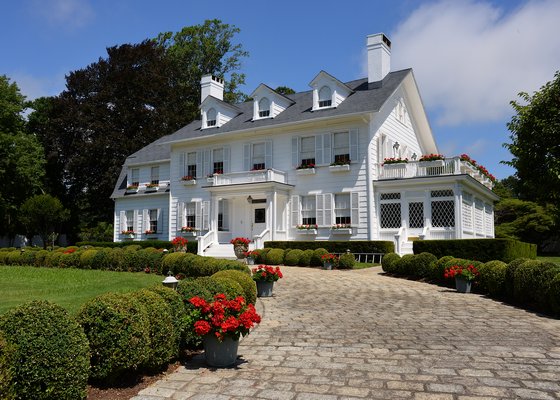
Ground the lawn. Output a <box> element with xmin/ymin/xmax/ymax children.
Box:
<box><xmin>537</xmin><ymin>256</ymin><xmax>560</xmax><ymax>265</ymax></box>
<box><xmin>0</xmin><ymin>266</ymin><xmax>163</xmax><ymax>315</ymax></box>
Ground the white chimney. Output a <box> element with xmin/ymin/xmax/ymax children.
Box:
<box><xmin>200</xmin><ymin>74</ymin><xmax>224</xmax><ymax>103</ymax></box>
<box><xmin>367</xmin><ymin>33</ymin><xmax>391</xmax><ymax>83</ymax></box>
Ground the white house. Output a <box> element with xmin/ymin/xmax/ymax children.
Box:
<box><xmin>111</xmin><ymin>33</ymin><xmax>499</xmax><ymax>256</ymax></box>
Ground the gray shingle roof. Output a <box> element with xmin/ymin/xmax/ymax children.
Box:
<box><xmin>111</xmin><ymin>69</ymin><xmax>411</xmax><ymax>199</ymax></box>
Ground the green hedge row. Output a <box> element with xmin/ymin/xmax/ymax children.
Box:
<box><xmin>249</xmin><ymin>248</ymin><xmax>355</xmax><ymax>269</ymax></box>
<box><xmin>76</xmin><ymin>240</ymin><xmax>199</xmax><ymax>253</ymax></box>
<box><xmin>412</xmin><ymin>239</ymin><xmax>537</xmax><ymax>263</ymax></box>
<box><xmin>381</xmin><ymin>252</ymin><xmax>560</xmax><ymax>316</ymax></box>
<box><xmin>264</xmin><ymin>240</ymin><xmax>394</xmax><ymax>254</ymax></box>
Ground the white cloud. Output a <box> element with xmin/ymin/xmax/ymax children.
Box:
<box><xmin>30</xmin><ymin>0</ymin><xmax>94</xmax><ymax>29</ymax></box>
<box><xmin>390</xmin><ymin>0</ymin><xmax>560</xmax><ymax>126</ymax></box>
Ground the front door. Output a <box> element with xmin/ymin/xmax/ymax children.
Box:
<box><xmin>251</xmin><ymin>202</ymin><xmax>267</xmax><ymax>238</ymax></box>
<box><xmin>407</xmin><ymin>200</ymin><xmax>424</xmax><ymax>237</ymax></box>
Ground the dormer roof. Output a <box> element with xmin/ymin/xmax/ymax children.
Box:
<box><xmin>200</xmin><ymin>95</ymin><xmax>242</xmax><ymax>114</ymax></box>
<box><xmin>309</xmin><ymin>70</ymin><xmax>354</xmax><ymax>111</ymax></box>
<box><xmin>250</xmin><ymin>84</ymin><xmax>296</xmax><ymax>120</ymax></box>
<box><xmin>309</xmin><ymin>70</ymin><xmax>354</xmax><ymax>93</ymax></box>
<box><xmin>250</xmin><ymin>84</ymin><xmax>296</xmax><ymax>105</ymax></box>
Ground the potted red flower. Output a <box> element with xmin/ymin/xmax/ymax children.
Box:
<box><xmin>189</xmin><ymin>294</ymin><xmax>261</xmax><ymax>367</ymax></box>
<box><xmin>251</xmin><ymin>265</ymin><xmax>283</xmax><ymax>297</ymax></box>
<box><xmin>230</xmin><ymin>237</ymin><xmax>251</xmax><ymax>259</ymax></box>
<box><xmin>171</xmin><ymin>236</ymin><xmax>188</xmax><ymax>252</ymax></box>
<box><xmin>444</xmin><ymin>264</ymin><xmax>479</xmax><ymax>293</ymax></box>
<box><xmin>321</xmin><ymin>253</ymin><xmax>338</xmax><ymax>270</ymax></box>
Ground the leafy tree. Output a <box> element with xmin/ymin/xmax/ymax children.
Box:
<box><xmin>503</xmin><ymin>70</ymin><xmax>560</xmax><ymax>204</ymax></box>
<box><xmin>275</xmin><ymin>86</ymin><xmax>295</xmax><ymax>95</ymax></box>
<box><xmin>78</xmin><ymin>222</ymin><xmax>113</xmax><ymax>242</ymax></box>
<box><xmin>20</xmin><ymin>194</ymin><xmax>69</xmax><ymax>249</ymax></box>
<box><xmin>0</xmin><ymin>76</ymin><xmax>45</xmax><ymax>242</ymax></box>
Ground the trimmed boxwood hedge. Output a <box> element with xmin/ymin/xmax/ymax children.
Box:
<box><xmin>211</xmin><ymin>270</ymin><xmax>257</xmax><ymax>305</ymax></box>
<box><xmin>147</xmin><ymin>286</ymin><xmax>184</xmax><ymax>357</ymax></box>
<box><xmin>76</xmin><ymin>240</ymin><xmax>198</xmax><ymax>253</ymax></box>
<box><xmin>412</xmin><ymin>239</ymin><xmax>536</xmax><ymax>263</ymax></box>
<box><xmin>264</xmin><ymin>240</ymin><xmax>394</xmax><ymax>254</ymax></box>
<box><xmin>0</xmin><ymin>301</ymin><xmax>90</xmax><ymax>400</ymax></box>
<box><xmin>381</xmin><ymin>252</ymin><xmax>400</xmax><ymax>273</ymax></box>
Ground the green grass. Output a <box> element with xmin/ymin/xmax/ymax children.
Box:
<box><xmin>0</xmin><ymin>266</ymin><xmax>163</xmax><ymax>315</ymax></box>
<box><xmin>353</xmin><ymin>262</ymin><xmax>381</xmax><ymax>270</ymax></box>
<box><xmin>537</xmin><ymin>256</ymin><xmax>560</xmax><ymax>264</ymax></box>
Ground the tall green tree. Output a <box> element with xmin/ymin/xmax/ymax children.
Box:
<box><xmin>20</xmin><ymin>194</ymin><xmax>69</xmax><ymax>249</ymax></box>
<box><xmin>503</xmin><ymin>70</ymin><xmax>560</xmax><ymax>204</ymax></box>
<box><xmin>0</xmin><ymin>76</ymin><xmax>45</xmax><ymax>242</ymax></box>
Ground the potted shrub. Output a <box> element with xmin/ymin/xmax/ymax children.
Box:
<box><xmin>230</xmin><ymin>237</ymin><xmax>251</xmax><ymax>259</ymax></box>
<box><xmin>444</xmin><ymin>264</ymin><xmax>480</xmax><ymax>293</ymax></box>
<box><xmin>418</xmin><ymin>153</ymin><xmax>445</xmax><ymax>168</ymax></box>
<box><xmin>171</xmin><ymin>237</ymin><xmax>188</xmax><ymax>253</ymax></box>
<box><xmin>189</xmin><ymin>294</ymin><xmax>261</xmax><ymax>367</ymax></box>
<box><xmin>321</xmin><ymin>253</ymin><xmax>338</xmax><ymax>270</ymax></box>
<box><xmin>296</xmin><ymin>224</ymin><xmax>318</xmax><ymax>234</ymax></box>
<box><xmin>252</xmin><ymin>265</ymin><xmax>283</xmax><ymax>297</ymax></box>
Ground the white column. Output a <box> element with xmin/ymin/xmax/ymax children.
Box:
<box><xmin>454</xmin><ymin>183</ymin><xmax>462</xmax><ymax>239</ymax></box>
<box><xmin>272</xmin><ymin>191</ymin><xmax>277</xmax><ymax>241</ymax></box>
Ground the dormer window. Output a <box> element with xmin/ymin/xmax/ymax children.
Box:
<box><xmin>206</xmin><ymin>108</ymin><xmax>217</xmax><ymax>127</ymax></box>
<box><xmin>318</xmin><ymin>86</ymin><xmax>332</xmax><ymax>108</ymax></box>
<box><xmin>258</xmin><ymin>97</ymin><xmax>270</xmax><ymax>118</ymax></box>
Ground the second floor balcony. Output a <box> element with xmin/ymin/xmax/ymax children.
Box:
<box><xmin>378</xmin><ymin>157</ymin><xmax>494</xmax><ymax>189</ymax></box>
<box><xmin>209</xmin><ymin>168</ymin><xmax>288</xmax><ymax>186</ymax></box>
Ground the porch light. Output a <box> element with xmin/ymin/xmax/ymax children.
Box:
<box><xmin>247</xmin><ymin>195</ymin><xmax>253</xmax><ymax>204</ymax></box>
<box><xmin>393</xmin><ymin>142</ymin><xmax>400</xmax><ymax>151</ymax></box>
<box><xmin>411</xmin><ymin>153</ymin><xmax>417</xmax><ymax>160</ymax></box>
<box><xmin>162</xmin><ymin>271</ymin><xmax>179</xmax><ymax>290</ymax></box>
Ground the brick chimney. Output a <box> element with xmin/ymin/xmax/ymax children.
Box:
<box><xmin>200</xmin><ymin>75</ymin><xmax>224</xmax><ymax>103</ymax></box>
<box><xmin>367</xmin><ymin>33</ymin><xmax>391</xmax><ymax>83</ymax></box>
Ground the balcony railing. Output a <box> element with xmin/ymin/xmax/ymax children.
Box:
<box><xmin>379</xmin><ymin>157</ymin><xmax>493</xmax><ymax>189</ymax></box>
<box><xmin>210</xmin><ymin>169</ymin><xmax>287</xmax><ymax>186</ymax></box>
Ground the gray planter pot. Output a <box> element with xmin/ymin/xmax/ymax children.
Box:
<box><xmin>246</xmin><ymin>256</ymin><xmax>255</xmax><ymax>265</ymax></box>
<box><xmin>203</xmin><ymin>334</ymin><xmax>239</xmax><ymax>367</ymax></box>
<box><xmin>233</xmin><ymin>245</ymin><xmax>248</xmax><ymax>259</ymax></box>
<box><xmin>323</xmin><ymin>262</ymin><xmax>333</xmax><ymax>270</ymax></box>
<box><xmin>256</xmin><ymin>280</ymin><xmax>274</xmax><ymax>297</ymax></box>
<box><xmin>455</xmin><ymin>276</ymin><xmax>472</xmax><ymax>293</ymax></box>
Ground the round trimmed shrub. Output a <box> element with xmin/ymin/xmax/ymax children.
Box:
<box><xmin>479</xmin><ymin>260</ymin><xmax>507</xmax><ymax>297</ymax></box>
<box><xmin>108</xmin><ymin>247</ymin><xmax>125</xmax><ymax>271</ymax></box>
<box><xmin>92</xmin><ymin>248</ymin><xmax>112</xmax><ymax>270</ymax></box>
<box><xmin>189</xmin><ymin>256</ymin><xmax>221</xmax><ymax>276</ymax></box>
<box><xmin>6</xmin><ymin>251</ymin><xmax>22</xmax><ymax>266</ymax></box>
<box><xmin>0</xmin><ymin>301</ymin><xmax>89</xmax><ymax>399</ymax></box>
<box><xmin>34</xmin><ymin>250</ymin><xmax>49</xmax><ymax>266</ymax></box>
<box><xmin>395</xmin><ymin>254</ymin><xmax>415</xmax><ymax>276</ymax></box>
<box><xmin>179</xmin><ymin>252</ymin><xmax>198</xmax><ymax>274</ymax></box>
<box><xmin>298</xmin><ymin>249</ymin><xmax>314</xmax><ymax>267</ymax></box>
<box><xmin>58</xmin><ymin>251</ymin><xmax>80</xmax><ymax>268</ymax></box>
<box><xmin>254</xmin><ymin>248</ymin><xmax>270</xmax><ymax>264</ymax></box>
<box><xmin>381</xmin><ymin>252</ymin><xmax>400</xmax><ymax>273</ymax></box>
<box><xmin>211</xmin><ymin>276</ymin><xmax>245</xmax><ymax>299</ymax></box>
<box><xmin>162</xmin><ymin>252</ymin><xmax>187</xmax><ymax>273</ymax></box>
<box><xmin>211</xmin><ymin>270</ymin><xmax>257</xmax><ymax>305</ymax></box>
<box><xmin>504</xmin><ymin>257</ymin><xmax>530</xmax><ymax>299</ymax></box>
<box><xmin>80</xmin><ymin>249</ymin><xmax>98</xmax><ymax>269</ymax></box>
<box><xmin>177</xmin><ymin>277</ymin><xmax>216</xmax><ymax>306</ymax></box>
<box><xmin>123</xmin><ymin>244</ymin><xmax>142</xmax><ymax>252</ymax></box>
<box><xmin>147</xmin><ymin>286</ymin><xmax>184</xmax><ymax>355</ymax></box>
<box><xmin>44</xmin><ymin>251</ymin><xmax>63</xmax><ymax>268</ymax></box>
<box><xmin>413</xmin><ymin>252</ymin><xmax>438</xmax><ymax>279</ymax></box>
<box><xmin>284</xmin><ymin>249</ymin><xmax>303</xmax><ymax>266</ymax></box>
<box><xmin>338</xmin><ymin>253</ymin><xmax>355</xmax><ymax>269</ymax></box>
<box><xmin>514</xmin><ymin>260</ymin><xmax>560</xmax><ymax>307</ymax></box>
<box><xmin>311</xmin><ymin>248</ymin><xmax>329</xmax><ymax>266</ymax></box>
<box><xmin>0</xmin><ymin>330</ymin><xmax>16</xmax><ymax>400</ymax></box>
<box><xmin>19</xmin><ymin>250</ymin><xmax>37</xmax><ymax>266</ymax></box>
<box><xmin>77</xmin><ymin>293</ymin><xmax>150</xmax><ymax>383</ymax></box>
<box><xmin>433</xmin><ymin>255</ymin><xmax>455</xmax><ymax>283</ymax></box>
<box><xmin>547</xmin><ymin>273</ymin><xmax>560</xmax><ymax>316</ymax></box>
<box><xmin>265</xmin><ymin>248</ymin><xmax>285</xmax><ymax>265</ymax></box>
<box><xmin>132</xmin><ymin>289</ymin><xmax>175</xmax><ymax>371</ymax></box>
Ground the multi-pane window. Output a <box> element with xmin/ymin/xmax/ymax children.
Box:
<box><xmin>130</xmin><ymin>168</ymin><xmax>139</xmax><ymax>186</ymax></box>
<box><xmin>318</xmin><ymin>86</ymin><xmax>332</xmax><ymax>108</ymax></box>
<box><xmin>432</xmin><ymin>200</ymin><xmax>455</xmax><ymax>227</ymax></box>
<box><xmin>258</xmin><ymin>98</ymin><xmax>270</xmax><ymax>118</ymax></box>
<box><xmin>150</xmin><ymin>166</ymin><xmax>159</xmax><ymax>185</ymax></box>
<box><xmin>185</xmin><ymin>203</ymin><xmax>196</xmax><ymax>228</ymax></box>
<box><xmin>300</xmin><ymin>136</ymin><xmax>315</xmax><ymax>167</ymax></box>
<box><xmin>206</xmin><ymin>108</ymin><xmax>217</xmax><ymax>127</ymax></box>
<box><xmin>301</xmin><ymin>195</ymin><xmax>316</xmax><ymax>225</ymax></box>
<box><xmin>213</xmin><ymin>148</ymin><xmax>224</xmax><ymax>174</ymax></box>
<box><xmin>186</xmin><ymin>152</ymin><xmax>197</xmax><ymax>178</ymax></box>
<box><xmin>333</xmin><ymin>132</ymin><xmax>350</xmax><ymax>163</ymax></box>
<box><xmin>334</xmin><ymin>194</ymin><xmax>351</xmax><ymax>224</ymax></box>
<box><xmin>408</xmin><ymin>202</ymin><xmax>424</xmax><ymax>228</ymax></box>
<box><xmin>149</xmin><ymin>209</ymin><xmax>158</xmax><ymax>232</ymax></box>
<box><xmin>126</xmin><ymin>210</ymin><xmax>134</xmax><ymax>232</ymax></box>
<box><xmin>380</xmin><ymin>203</ymin><xmax>401</xmax><ymax>228</ymax></box>
<box><xmin>252</xmin><ymin>143</ymin><xmax>266</xmax><ymax>170</ymax></box>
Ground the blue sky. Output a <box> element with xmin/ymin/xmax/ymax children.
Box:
<box><xmin>2</xmin><ymin>0</ymin><xmax>559</xmax><ymax>179</ymax></box>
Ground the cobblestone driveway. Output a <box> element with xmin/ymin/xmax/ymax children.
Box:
<box><xmin>132</xmin><ymin>267</ymin><xmax>560</xmax><ymax>400</ymax></box>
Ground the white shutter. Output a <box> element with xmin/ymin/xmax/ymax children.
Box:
<box><xmin>120</xmin><ymin>211</ymin><xmax>126</xmax><ymax>232</ymax></box>
<box><xmin>177</xmin><ymin>202</ymin><xmax>184</xmax><ymax>230</ymax></box>
<box><xmin>243</xmin><ymin>144</ymin><xmax>251</xmax><ymax>171</ymax></box>
<box><xmin>265</xmin><ymin>140</ymin><xmax>272</xmax><ymax>169</ymax></box>
<box><xmin>179</xmin><ymin>152</ymin><xmax>185</xmax><ymax>178</ymax></box>
<box><xmin>142</xmin><ymin>209</ymin><xmax>149</xmax><ymax>232</ymax></box>
<box><xmin>324</xmin><ymin>193</ymin><xmax>333</xmax><ymax>226</ymax></box>
<box><xmin>203</xmin><ymin>149</ymin><xmax>211</xmax><ymax>177</ymax></box>
<box><xmin>323</xmin><ymin>133</ymin><xmax>332</xmax><ymax>165</ymax></box>
<box><xmin>350</xmin><ymin>129</ymin><xmax>359</xmax><ymax>162</ymax></box>
<box><xmin>157</xmin><ymin>208</ymin><xmax>163</xmax><ymax>233</ymax></box>
<box><xmin>351</xmin><ymin>192</ymin><xmax>360</xmax><ymax>226</ymax></box>
<box><xmin>196</xmin><ymin>150</ymin><xmax>203</xmax><ymax>178</ymax></box>
<box><xmin>202</xmin><ymin>201</ymin><xmax>210</xmax><ymax>230</ymax></box>
<box><xmin>133</xmin><ymin>210</ymin><xmax>139</xmax><ymax>233</ymax></box>
<box><xmin>195</xmin><ymin>202</ymin><xmax>203</xmax><ymax>230</ymax></box>
<box><xmin>290</xmin><ymin>195</ymin><xmax>300</xmax><ymax>226</ymax></box>
<box><xmin>223</xmin><ymin>146</ymin><xmax>230</xmax><ymax>173</ymax></box>
<box><xmin>315</xmin><ymin>135</ymin><xmax>323</xmax><ymax>165</ymax></box>
<box><xmin>316</xmin><ymin>195</ymin><xmax>324</xmax><ymax>226</ymax></box>
<box><xmin>291</xmin><ymin>137</ymin><xmax>299</xmax><ymax>168</ymax></box>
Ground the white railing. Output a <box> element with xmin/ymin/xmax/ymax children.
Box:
<box><xmin>252</xmin><ymin>228</ymin><xmax>270</xmax><ymax>250</ymax></box>
<box><xmin>379</xmin><ymin>157</ymin><xmax>493</xmax><ymax>189</ymax></box>
<box><xmin>419</xmin><ymin>226</ymin><xmax>429</xmax><ymax>240</ymax></box>
<box><xmin>212</xmin><ymin>169</ymin><xmax>287</xmax><ymax>186</ymax></box>
<box><xmin>429</xmin><ymin>228</ymin><xmax>456</xmax><ymax>240</ymax></box>
<box><xmin>394</xmin><ymin>226</ymin><xmax>406</xmax><ymax>255</ymax></box>
<box><xmin>197</xmin><ymin>231</ymin><xmax>215</xmax><ymax>255</ymax></box>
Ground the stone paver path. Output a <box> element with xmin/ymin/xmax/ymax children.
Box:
<box><xmin>132</xmin><ymin>267</ymin><xmax>560</xmax><ymax>400</ymax></box>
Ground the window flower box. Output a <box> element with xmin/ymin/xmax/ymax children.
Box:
<box><xmin>125</xmin><ymin>186</ymin><xmax>139</xmax><ymax>194</ymax></box>
<box><xmin>297</xmin><ymin>229</ymin><xmax>317</xmax><ymax>235</ymax></box>
<box><xmin>145</xmin><ymin>184</ymin><xmax>159</xmax><ymax>192</ymax></box>
<box><xmin>383</xmin><ymin>162</ymin><xmax>408</xmax><ymax>170</ymax></box>
<box><xmin>331</xmin><ymin>228</ymin><xmax>352</xmax><ymax>235</ymax></box>
<box><xmin>182</xmin><ymin>179</ymin><xmax>196</xmax><ymax>186</ymax></box>
<box><xmin>329</xmin><ymin>164</ymin><xmax>350</xmax><ymax>172</ymax></box>
<box><xmin>418</xmin><ymin>159</ymin><xmax>445</xmax><ymax>168</ymax></box>
<box><xmin>121</xmin><ymin>230</ymin><xmax>135</xmax><ymax>239</ymax></box>
<box><xmin>296</xmin><ymin>167</ymin><xmax>315</xmax><ymax>176</ymax></box>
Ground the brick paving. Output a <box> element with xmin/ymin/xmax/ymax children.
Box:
<box><xmin>131</xmin><ymin>266</ymin><xmax>560</xmax><ymax>400</ymax></box>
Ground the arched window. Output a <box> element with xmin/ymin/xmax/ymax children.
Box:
<box><xmin>206</xmin><ymin>108</ymin><xmax>217</xmax><ymax>127</ymax></box>
<box><xmin>318</xmin><ymin>86</ymin><xmax>332</xmax><ymax>108</ymax></box>
<box><xmin>258</xmin><ymin>97</ymin><xmax>270</xmax><ymax>118</ymax></box>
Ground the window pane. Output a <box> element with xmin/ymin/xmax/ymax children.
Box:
<box><xmin>335</xmin><ymin>194</ymin><xmax>351</xmax><ymax>224</ymax></box>
<box><xmin>300</xmin><ymin>136</ymin><xmax>315</xmax><ymax>163</ymax></box>
<box><xmin>149</xmin><ymin>209</ymin><xmax>158</xmax><ymax>232</ymax></box>
<box><xmin>258</xmin><ymin>98</ymin><xmax>270</xmax><ymax>112</ymax></box>
<box><xmin>131</xmin><ymin>169</ymin><xmax>139</xmax><ymax>186</ymax></box>
<box><xmin>126</xmin><ymin>210</ymin><xmax>134</xmax><ymax>231</ymax></box>
<box><xmin>380</xmin><ymin>203</ymin><xmax>401</xmax><ymax>228</ymax></box>
<box><xmin>150</xmin><ymin>166</ymin><xmax>159</xmax><ymax>184</ymax></box>
<box><xmin>254</xmin><ymin>208</ymin><xmax>266</xmax><ymax>223</ymax></box>
<box><xmin>319</xmin><ymin>86</ymin><xmax>331</xmax><ymax>101</ymax></box>
<box><xmin>301</xmin><ymin>195</ymin><xmax>316</xmax><ymax>225</ymax></box>
<box><xmin>186</xmin><ymin>203</ymin><xmax>196</xmax><ymax>228</ymax></box>
<box><xmin>432</xmin><ymin>200</ymin><xmax>455</xmax><ymax>227</ymax></box>
<box><xmin>408</xmin><ymin>202</ymin><xmax>424</xmax><ymax>228</ymax></box>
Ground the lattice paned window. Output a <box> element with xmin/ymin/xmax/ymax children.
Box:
<box><xmin>409</xmin><ymin>202</ymin><xmax>424</xmax><ymax>228</ymax></box>
<box><xmin>380</xmin><ymin>203</ymin><xmax>401</xmax><ymax>228</ymax></box>
<box><xmin>431</xmin><ymin>189</ymin><xmax>453</xmax><ymax>198</ymax></box>
<box><xmin>462</xmin><ymin>201</ymin><xmax>473</xmax><ymax>231</ymax></box>
<box><xmin>185</xmin><ymin>203</ymin><xmax>196</xmax><ymax>228</ymax></box>
<box><xmin>258</xmin><ymin>98</ymin><xmax>270</xmax><ymax>118</ymax></box>
<box><xmin>318</xmin><ymin>86</ymin><xmax>332</xmax><ymax>108</ymax></box>
<box><xmin>206</xmin><ymin>108</ymin><xmax>217</xmax><ymax>127</ymax></box>
<box><xmin>432</xmin><ymin>200</ymin><xmax>455</xmax><ymax>227</ymax></box>
<box><xmin>301</xmin><ymin>195</ymin><xmax>316</xmax><ymax>225</ymax></box>
<box><xmin>380</xmin><ymin>192</ymin><xmax>401</xmax><ymax>201</ymax></box>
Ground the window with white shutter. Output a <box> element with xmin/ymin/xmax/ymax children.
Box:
<box><xmin>334</xmin><ymin>194</ymin><xmax>351</xmax><ymax>224</ymax></box>
<box><xmin>316</xmin><ymin>193</ymin><xmax>333</xmax><ymax>226</ymax></box>
<box><xmin>333</xmin><ymin>132</ymin><xmax>350</xmax><ymax>164</ymax></box>
<box><xmin>186</xmin><ymin>203</ymin><xmax>196</xmax><ymax>228</ymax></box>
<box><xmin>150</xmin><ymin>166</ymin><xmax>159</xmax><ymax>185</ymax></box>
<box><xmin>300</xmin><ymin>136</ymin><xmax>315</xmax><ymax>167</ymax></box>
<box><xmin>177</xmin><ymin>202</ymin><xmax>185</xmax><ymax>230</ymax></box>
<box><xmin>186</xmin><ymin>152</ymin><xmax>197</xmax><ymax>179</ymax></box>
<box><xmin>290</xmin><ymin>195</ymin><xmax>300</xmax><ymax>226</ymax></box>
<box><xmin>126</xmin><ymin>210</ymin><xmax>134</xmax><ymax>232</ymax></box>
<box><xmin>212</xmin><ymin>148</ymin><xmax>224</xmax><ymax>174</ymax></box>
<box><xmin>252</xmin><ymin>143</ymin><xmax>266</xmax><ymax>170</ymax></box>
<box><xmin>301</xmin><ymin>195</ymin><xmax>316</xmax><ymax>225</ymax></box>
<box><xmin>130</xmin><ymin>168</ymin><xmax>139</xmax><ymax>187</ymax></box>
<box><xmin>202</xmin><ymin>201</ymin><xmax>210</xmax><ymax>230</ymax></box>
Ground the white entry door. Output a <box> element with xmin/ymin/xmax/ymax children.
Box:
<box><xmin>251</xmin><ymin>202</ymin><xmax>267</xmax><ymax>238</ymax></box>
<box><xmin>407</xmin><ymin>200</ymin><xmax>425</xmax><ymax>236</ymax></box>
